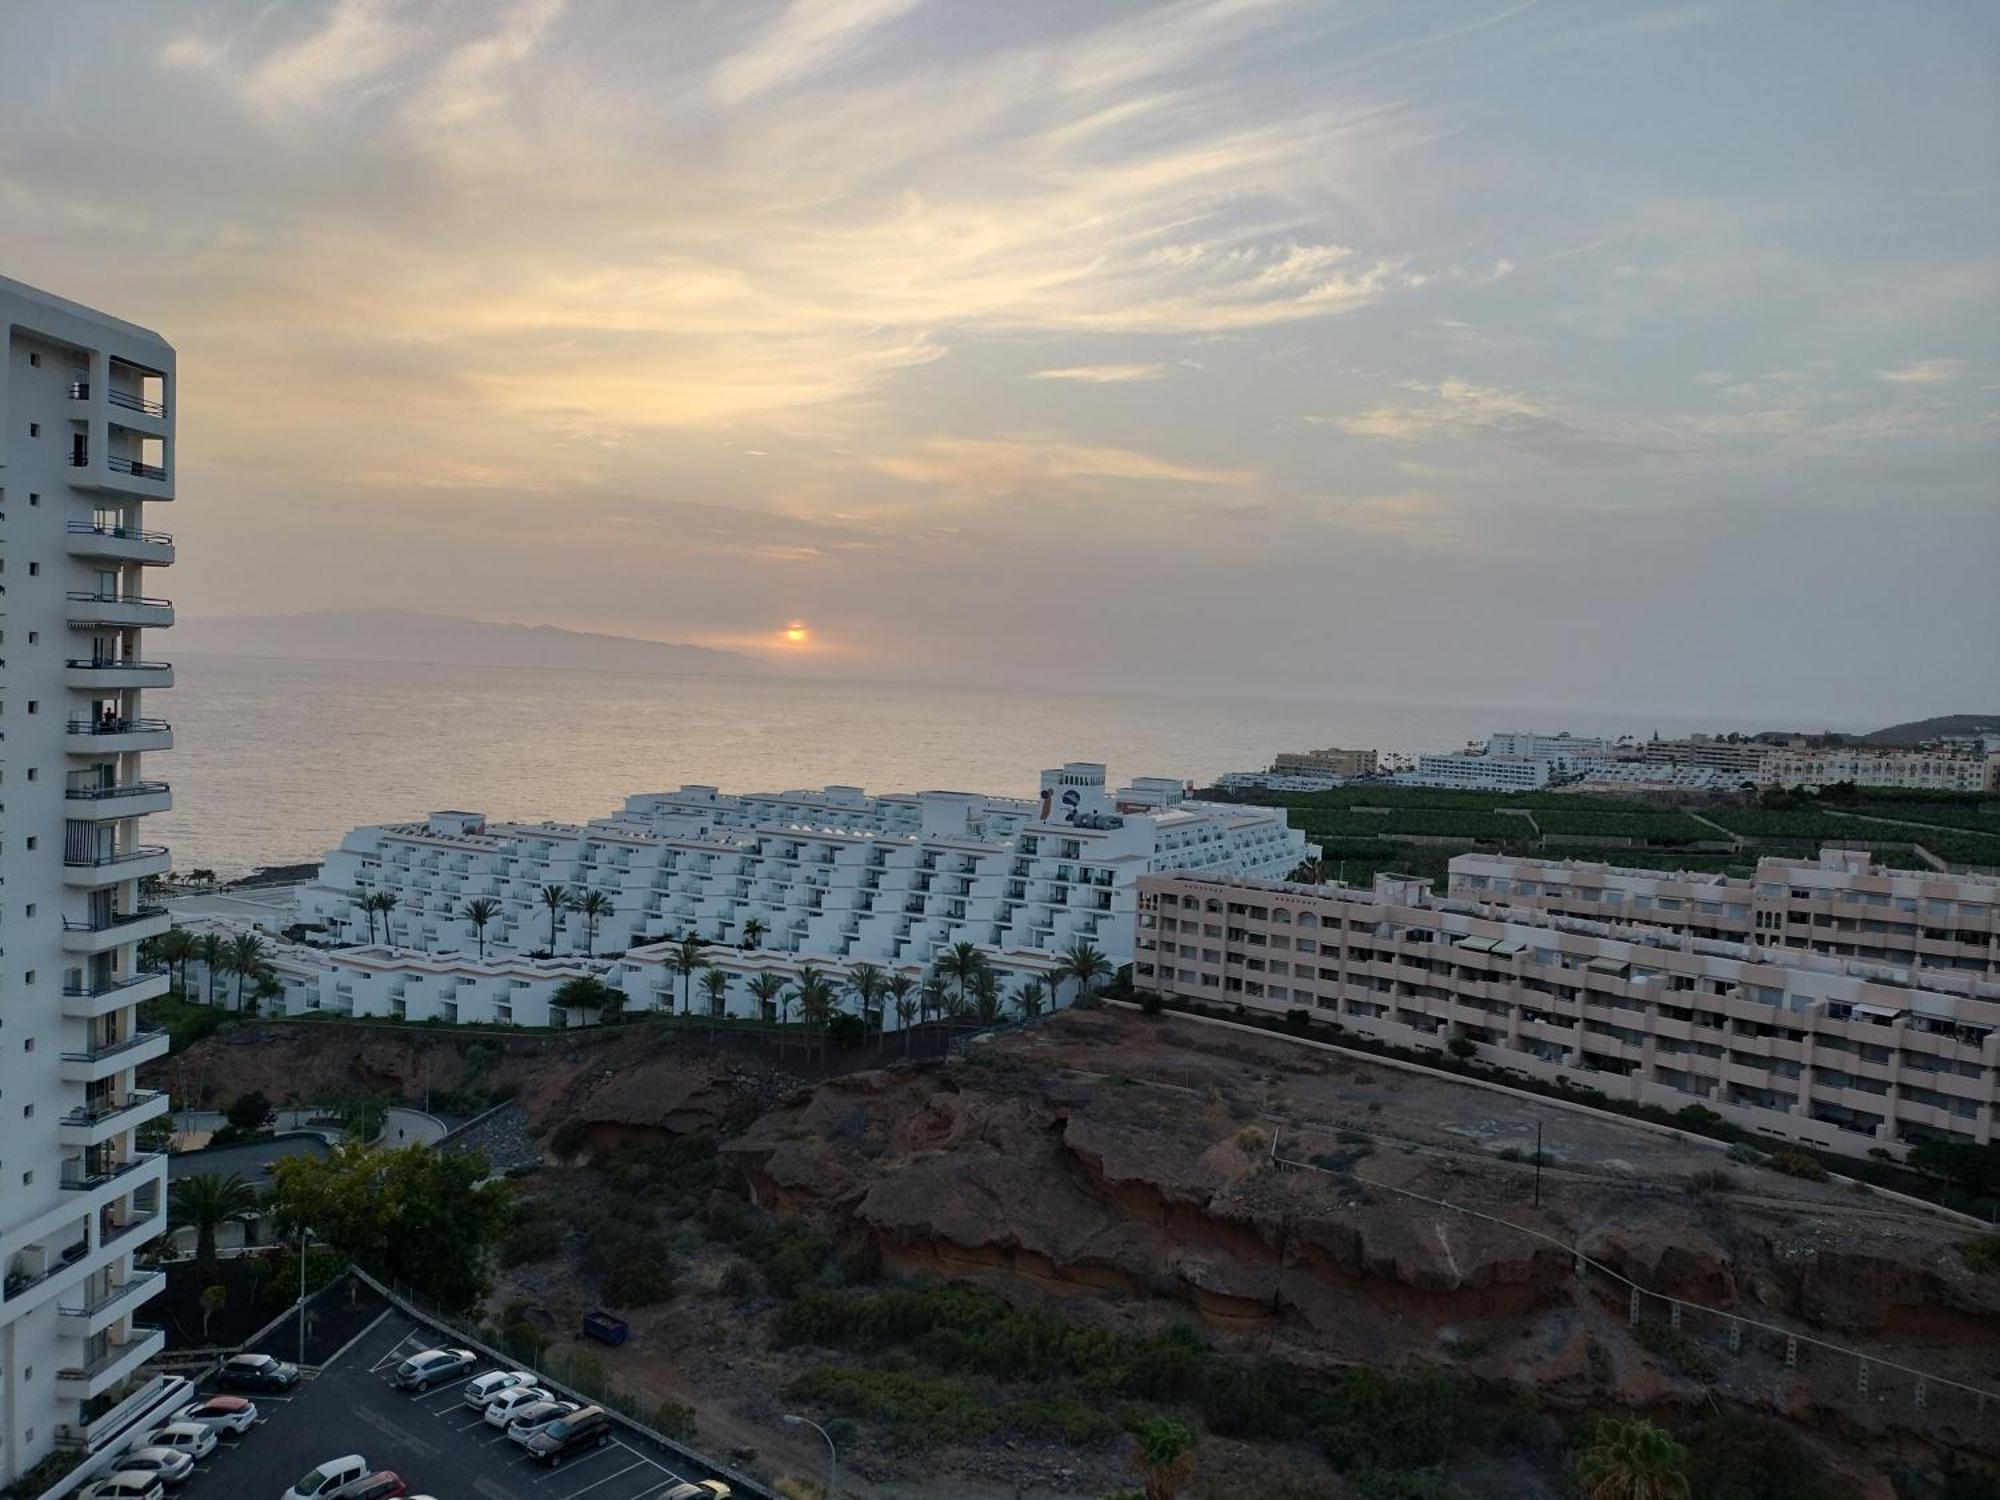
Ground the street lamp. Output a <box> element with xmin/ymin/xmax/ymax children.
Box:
<box><xmin>782</xmin><ymin>1413</ymin><xmax>836</xmax><ymax>1500</ymax></box>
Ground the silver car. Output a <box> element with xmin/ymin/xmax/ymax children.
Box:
<box><xmin>112</xmin><ymin>1450</ymin><xmax>194</xmax><ymax>1487</ymax></box>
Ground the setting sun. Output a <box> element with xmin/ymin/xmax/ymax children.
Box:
<box><xmin>782</xmin><ymin>622</ymin><xmax>809</xmax><ymax>645</ymax></box>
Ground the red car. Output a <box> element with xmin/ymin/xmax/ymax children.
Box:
<box><xmin>346</xmin><ymin>1475</ymin><xmax>405</xmax><ymax>1500</ymax></box>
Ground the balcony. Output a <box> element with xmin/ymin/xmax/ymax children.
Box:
<box><xmin>65</xmin><ymin>782</ymin><xmax>173</xmax><ymax>820</ymax></box>
<box><xmin>59</xmin><ymin>1151</ymin><xmax>161</xmax><ymax>1194</ymax></box>
<box><xmin>62</xmin><ymin>971</ymin><xmax>170</xmax><ymax>1020</ymax></box>
<box><xmin>58</xmin><ymin>1090</ymin><xmax>170</xmax><ymax>1149</ymax></box>
<box><xmin>59</xmin><ymin>1027</ymin><xmax>169</xmax><ymax>1081</ymax></box>
<box><xmin>63</xmin><ymin>907</ymin><xmax>171</xmax><ymax>956</ymax></box>
<box><xmin>98</xmin><ymin>1206</ymin><xmax>167</xmax><ymax>1255</ymax></box>
<box><xmin>67</xmin><ymin>522</ymin><xmax>175</xmax><ymax>567</ymax></box>
<box><xmin>64</xmin><ymin>846</ymin><xmax>173</xmax><ymax>889</ymax></box>
<box><xmin>65</xmin><ymin>659</ymin><xmax>174</xmax><ymax>691</ymax></box>
<box><xmin>57</xmin><ymin>1269</ymin><xmax>166</xmax><ymax>1337</ymax></box>
<box><xmin>67</xmin><ymin>591</ymin><xmax>174</xmax><ymax>630</ymax></box>
<box><xmin>66</xmin><ymin>716</ymin><xmax>174</xmax><ymax>754</ymax></box>
<box><xmin>107</xmin><ymin>388</ymin><xmax>167</xmax><ymax>419</ymax></box>
<box><xmin>57</xmin><ymin>1325</ymin><xmax>166</xmax><ymax>1401</ymax></box>
<box><xmin>105</xmin><ymin>455</ymin><xmax>167</xmax><ymax>482</ymax></box>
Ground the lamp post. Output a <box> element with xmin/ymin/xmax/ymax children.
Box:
<box><xmin>296</xmin><ymin>1225</ymin><xmax>312</xmax><ymax>1367</ymax></box>
<box><xmin>783</xmin><ymin>1413</ymin><xmax>836</xmax><ymax>1500</ymax></box>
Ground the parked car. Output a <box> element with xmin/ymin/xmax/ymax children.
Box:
<box><xmin>218</xmin><ymin>1353</ymin><xmax>300</xmax><ymax>1392</ymax></box>
<box><xmin>505</xmin><ymin>1401</ymin><xmax>579</xmax><ymax>1446</ymax></box>
<box><xmin>391</xmin><ymin>1348</ymin><xmax>476</xmax><ymax>1391</ymax></box>
<box><xmin>461</xmin><ymin>1370</ymin><xmax>533</xmax><ymax>1409</ymax></box>
<box><xmin>113</xmin><ymin>1449</ymin><xmax>194</xmax><ymax>1487</ymax></box>
<box><xmin>482</xmin><ymin>1385</ymin><xmax>554</xmax><ymax>1429</ymax></box>
<box><xmin>281</xmin><ymin>1454</ymin><xmax>369</xmax><ymax>1500</ymax></box>
<box><xmin>344</xmin><ymin>1474</ymin><xmax>405</xmax><ymax>1500</ymax></box>
<box><xmin>171</xmin><ymin>1396</ymin><xmax>257</xmax><ymax>1435</ymax></box>
<box><xmin>79</xmin><ymin>1474</ymin><xmax>164</xmax><ymax>1500</ymax></box>
<box><xmin>661</xmin><ymin>1485</ymin><xmax>732</xmax><ymax>1500</ymax></box>
<box><xmin>142</xmin><ymin>1424</ymin><xmax>218</xmax><ymax>1462</ymax></box>
<box><xmin>521</xmin><ymin>1406</ymin><xmax>612</xmax><ymax>1466</ymax></box>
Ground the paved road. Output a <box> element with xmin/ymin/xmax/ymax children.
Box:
<box><xmin>379</xmin><ymin>1107</ymin><xmax>449</xmax><ymax>1148</ymax></box>
<box><xmin>161</xmin><ymin>1308</ymin><xmax>741</xmax><ymax>1500</ymax></box>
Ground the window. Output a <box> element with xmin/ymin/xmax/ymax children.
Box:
<box><xmin>28</xmin><ymin>422</ymin><xmax>39</xmax><ymax>437</ymax></box>
<box><xmin>28</xmin><ymin>351</ymin><xmax>40</xmax><ymax>367</ymax></box>
<box><xmin>26</xmin><ymin>562</ymin><xmax>37</xmax><ymax>576</ymax></box>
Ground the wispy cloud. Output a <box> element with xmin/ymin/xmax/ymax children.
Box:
<box><xmin>1029</xmin><ymin>364</ymin><xmax>1171</xmax><ymax>383</ymax></box>
<box><xmin>1328</xmin><ymin>379</ymin><xmax>1655</xmax><ymax>465</ymax></box>
<box><xmin>1875</xmin><ymin>358</ymin><xmax>1965</xmax><ymax>385</ymax></box>
<box><xmin>712</xmin><ymin>0</ymin><xmax>928</xmax><ymax>105</ymax></box>
<box><xmin>871</xmin><ymin>433</ymin><xmax>1255</xmax><ymax>495</ymax></box>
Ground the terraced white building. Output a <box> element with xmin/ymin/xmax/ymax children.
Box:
<box><xmin>1</xmin><ymin>278</ymin><xmax>184</xmax><ymax>1480</ymax></box>
<box><xmin>298</xmin><ymin>763</ymin><xmax>1309</xmax><ymax>986</ymax></box>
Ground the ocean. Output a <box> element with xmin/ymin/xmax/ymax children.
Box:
<box><xmin>155</xmin><ymin>654</ymin><xmax>1743</xmax><ymax>876</ymax></box>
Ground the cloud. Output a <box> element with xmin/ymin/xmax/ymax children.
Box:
<box><xmin>1029</xmin><ymin>364</ymin><xmax>1171</xmax><ymax>383</ymax></box>
<box><xmin>162</xmin><ymin>0</ymin><xmax>416</xmax><ymax>117</ymax></box>
<box><xmin>871</xmin><ymin>433</ymin><xmax>1255</xmax><ymax>495</ymax></box>
<box><xmin>713</xmin><ymin>0</ymin><xmax>928</xmax><ymax>105</ymax></box>
<box><xmin>1328</xmin><ymin>379</ymin><xmax>1654</xmax><ymax>465</ymax></box>
<box><xmin>1875</xmin><ymin>358</ymin><xmax>1965</xmax><ymax>385</ymax></box>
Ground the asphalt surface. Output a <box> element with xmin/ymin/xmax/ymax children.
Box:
<box><xmin>163</xmin><ymin>1309</ymin><xmax>726</xmax><ymax>1500</ymax></box>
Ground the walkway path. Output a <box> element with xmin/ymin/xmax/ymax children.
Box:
<box><xmin>378</xmin><ymin>1106</ymin><xmax>448</xmax><ymax>1148</ymax></box>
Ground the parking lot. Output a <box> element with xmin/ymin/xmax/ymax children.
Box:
<box><xmin>163</xmin><ymin>1309</ymin><xmax>739</xmax><ymax>1500</ymax></box>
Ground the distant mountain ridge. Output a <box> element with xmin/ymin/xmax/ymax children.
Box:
<box><xmin>1862</xmin><ymin>714</ymin><xmax>2000</xmax><ymax>747</ymax></box>
<box><xmin>174</xmin><ymin>609</ymin><xmax>760</xmax><ymax>676</ymax></box>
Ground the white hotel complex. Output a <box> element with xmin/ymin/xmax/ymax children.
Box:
<box><xmin>0</xmin><ymin>280</ymin><xmax>183</xmax><ymax>1482</ymax></box>
<box><xmin>1136</xmin><ymin>849</ymin><xmax>1998</xmax><ymax>1158</ymax></box>
<box><xmin>280</xmin><ymin>764</ymin><xmax>1310</xmax><ymax>1026</ymax></box>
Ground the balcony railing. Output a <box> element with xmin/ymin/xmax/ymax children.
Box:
<box><xmin>59</xmin><ymin>1026</ymin><xmax>166</xmax><ymax>1066</ymax></box>
<box><xmin>66</xmin><ymin>591</ymin><xmax>174</xmax><ymax>610</ymax></box>
<box><xmin>65</xmin><ymin>659</ymin><xmax>171</xmax><ymax>675</ymax></box>
<box><xmin>63</xmin><ymin>973</ymin><xmax>159</xmax><ymax>1001</ymax></box>
<box><xmin>107</xmin><ymin>389</ymin><xmax>167</xmax><ymax>417</ymax></box>
<box><xmin>59</xmin><ymin>1152</ymin><xmax>160</xmax><ymax>1192</ymax></box>
<box><xmin>65</xmin><ymin>782</ymin><xmax>171</xmax><ymax>802</ymax></box>
<box><xmin>67</xmin><ymin>717</ymin><xmax>171</xmax><ymax>739</ymax></box>
<box><xmin>57</xmin><ymin>1268</ymin><xmax>166</xmax><ymax>1322</ymax></box>
<box><xmin>68</xmin><ymin>520</ymin><xmax>174</xmax><ymax>546</ymax></box>
<box><xmin>105</xmin><ymin>456</ymin><xmax>167</xmax><ymax>481</ymax></box>
<box><xmin>61</xmin><ymin>1090</ymin><xmax>164</xmax><ymax>1129</ymax></box>
<box><xmin>58</xmin><ymin>1326</ymin><xmax>164</xmax><ymax>1383</ymax></box>
<box><xmin>63</xmin><ymin>909</ymin><xmax>168</xmax><ymax>937</ymax></box>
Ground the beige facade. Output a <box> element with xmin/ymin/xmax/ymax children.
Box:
<box><xmin>1273</xmin><ymin>746</ymin><xmax>1378</xmax><ymax>777</ymax></box>
<box><xmin>1450</xmin><ymin>850</ymin><xmax>2000</xmax><ymax>977</ymax></box>
<box><xmin>1758</xmin><ymin>747</ymin><xmax>1999</xmax><ymax>793</ymax></box>
<box><xmin>1635</xmin><ymin>737</ymin><xmax>1769</xmax><ymax>777</ymax></box>
<box><xmin>1134</xmin><ymin>870</ymin><xmax>1999</xmax><ymax>1158</ymax></box>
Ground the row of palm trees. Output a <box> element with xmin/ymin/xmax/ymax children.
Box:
<box><xmin>149</xmin><ymin>928</ymin><xmax>277</xmax><ymax>1013</ymax></box>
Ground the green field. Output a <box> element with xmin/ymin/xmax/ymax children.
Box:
<box><xmin>1528</xmin><ymin>808</ymin><xmax>1718</xmax><ymax>845</ymax></box>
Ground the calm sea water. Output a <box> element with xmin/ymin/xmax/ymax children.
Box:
<box><xmin>155</xmin><ymin>654</ymin><xmax>1740</xmax><ymax>876</ymax></box>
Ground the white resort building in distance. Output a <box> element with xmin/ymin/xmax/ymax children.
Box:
<box><xmin>283</xmin><ymin>763</ymin><xmax>1310</xmax><ymax>1026</ymax></box>
<box><xmin>0</xmin><ymin>278</ymin><xmax>183</xmax><ymax>1481</ymax></box>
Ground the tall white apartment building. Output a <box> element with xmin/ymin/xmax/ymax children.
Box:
<box><xmin>299</xmin><ymin>763</ymin><xmax>1309</xmax><ymax>977</ymax></box>
<box><xmin>1402</xmin><ymin>753</ymin><xmax>1561</xmax><ymax>792</ymax></box>
<box><xmin>1758</xmin><ymin>747</ymin><xmax>1999</xmax><ymax>794</ymax></box>
<box><xmin>1</xmin><ymin>279</ymin><xmax>181</xmax><ymax>1480</ymax></box>
<box><xmin>1483</xmin><ymin>732</ymin><xmax>1612</xmax><ymax>762</ymax></box>
<box><xmin>1136</xmin><ymin>871</ymin><xmax>1998</xmax><ymax>1156</ymax></box>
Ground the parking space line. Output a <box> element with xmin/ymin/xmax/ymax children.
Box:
<box><xmin>326</xmin><ymin>1309</ymin><xmax>393</xmax><ymax>1370</ymax></box>
<box><xmin>551</xmin><ymin>1460</ymin><xmax>648</xmax><ymax>1500</ymax></box>
<box><xmin>368</xmin><ymin>1332</ymin><xmax>425</xmax><ymax>1373</ymax></box>
<box><xmin>528</xmin><ymin>1446</ymin><xmax>622</xmax><ymax>1485</ymax></box>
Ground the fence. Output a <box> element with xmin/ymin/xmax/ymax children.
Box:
<box><xmin>349</xmin><ymin>1267</ymin><xmax>779</xmax><ymax>1500</ymax></box>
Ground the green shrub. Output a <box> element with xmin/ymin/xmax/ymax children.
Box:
<box><xmin>548</xmin><ymin>1117</ymin><xmax>590</xmax><ymax>1160</ymax></box>
<box><xmin>499</xmin><ymin>1212</ymin><xmax>563</xmax><ymax>1267</ymax></box>
<box><xmin>1632</xmin><ymin>1318</ymin><xmax>1716</xmax><ymax>1381</ymax></box>
<box><xmin>1960</xmin><ymin>1235</ymin><xmax>2000</xmax><ymax>1275</ymax></box>
<box><xmin>1768</xmin><ymin>1151</ymin><xmax>1828</xmax><ymax>1182</ymax></box>
<box><xmin>1681</xmin><ymin>1412</ymin><xmax>1858</xmax><ymax>1499</ymax></box>
<box><xmin>602</xmin><ymin>1248</ymin><xmax>674</xmax><ymax>1307</ymax></box>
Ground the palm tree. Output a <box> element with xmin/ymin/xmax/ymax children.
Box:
<box><xmin>1577</xmin><ymin>1418</ymin><xmax>1691</xmax><ymax>1500</ymax></box>
<box><xmin>537</xmin><ymin>884</ymin><xmax>572</xmax><ymax>952</ymax></box>
<box><xmin>938</xmin><ymin>940</ymin><xmax>987</xmax><ymax>1012</ymax></box>
<box><xmin>919</xmin><ymin>973</ymin><xmax>951</xmax><ymax>1029</ymax></box>
<box><xmin>198</xmin><ymin>933</ymin><xmax>225</xmax><ymax>1004</ymax></box>
<box><xmin>459</xmin><ymin>897</ymin><xmax>501</xmax><ymax>960</ymax></box>
<box><xmin>667</xmin><ymin>932</ymin><xmax>708</xmax><ymax>1017</ymax></box>
<box><xmin>746</xmin><ymin>970</ymin><xmax>789</xmax><ymax>1034</ymax></box>
<box><xmin>551</xmin><ymin>975</ymin><xmax>620</xmax><ymax>1028</ymax></box>
<box><xmin>568</xmin><ymin>889</ymin><xmax>614</xmax><ymax>957</ymax></box>
<box><xmin>1013</xmin><ymin>979</ymin><xmax>1047</xmax><ymax>1025</ymax></box>
<box><xmin>740</xmin><ymin>916</ymin><xmax>766</xmax><ymax>951</ymax></box>
<box><xmin>353</xmin><ymin>886</ymin><xmax>378</xmax><ymax>944</ymax></box>
<box><xmin>701</xmin><ymin>966</ymin><xmax>730</xmax><ymax>1020</ymax></box>
<box><xmin>794</xmin><ymin>965</ymin><xmax>837</xmax><ymax>1067</ymax></box>
<box><xmin>845</xmin><ymin>962</ymin><xmax>887</xmax><ymax>1040</ymax></box>
<box><xmin>884</xmin><ymin>974</ymin><xmax>917</xmax><ymax>1056</ymax></box>
<box><xmin>770</xmin><ymin>980</ymin><xmax>796</xmax><ymax>1059</ymax></box>
<box><xmin>1054</xmin><ymin>939</ymin><xmax>1112</xmax><ymax>1008</ymax></box>
<box><xmin>154</xmin><ymin>928</ymin><xmax>197</xmax><ymax>997</ymax></box>
<box><xmin>170</xmin><ymin>1172</ymin><xmax>258</xmax><ymax>1284</ymax></box>
<box><xmin>225</xmin><ymin>933</ymin><xmax>266</xmax><ymax>1012</ymax></box>
<box><xmin>374</xmin><ymin>892</ymin><xmax>400</xmax><ymax>948</ymax></box>
<box><xmin>969</xmin><ymin>966</ymin><xmax>1003</xmax><ymax>1025</ymax></box>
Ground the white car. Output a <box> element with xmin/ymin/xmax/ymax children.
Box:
<box><xmin>483</xmin><ymin>1385</ymin><xmax>554</xmax><ymax>1428</ymax></box>
<box><xmin>461</xmin><ymin>1370</ymin><xmax>532</xmax><ymax>1409</ymax></box>
<box><xmin>143</xmin><ymin>1424</ymin><xmax>219</xmax><ymax>1462</ymax></box>
<box><xmin>172</xmin><ymin>1396</ymin><xmax>257</xmax><ymax>1435</ymax></box>
<box><xmin>114</xmin><ymin>1449</ymin><xmax>194</xmax><ymax>1487</ymax></box>
<box><xmin>505</xmin><ymin>1401</ymin><xmax>579</xmax><ymax>1446</ymax></box>
<box><xmin>79</xmin><ymin>1475</ymin><xmax>164</xmax><ymax>1500</ymax></box>
<box><xmin>281</xmin><ymin>1455</ymin><xmax>370</xmax><ymax>1500</ymax></box>
<box><xmin>661</xmin><ymin>1485</ymin><xmax>732</xmax><ymax>1500</ymax></box>
<box><xmin>392</xmin><ymin>1347</ymin><xmax>476</xmax><ymax>1391</ymax></box>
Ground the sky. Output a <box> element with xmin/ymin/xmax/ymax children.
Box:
<box><xmin>3</xmin><ymin>0</ymin><xmax>1995</xmax><ymax>725</ymax></box>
